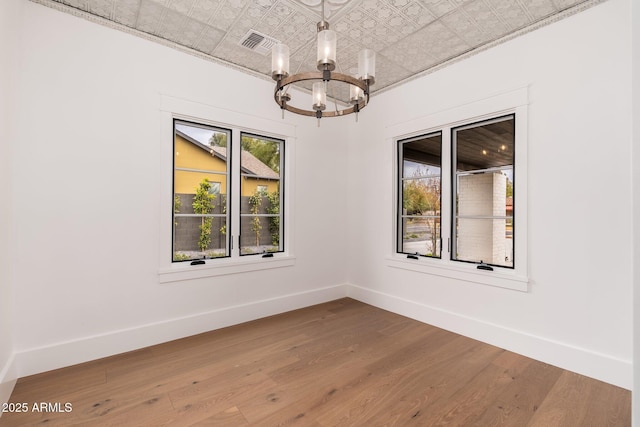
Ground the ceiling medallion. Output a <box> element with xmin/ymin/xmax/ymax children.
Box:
<box><xmin>271</xmin><ymin>0</ymin><xmax>376</xmax><ymax>126</ymax></box>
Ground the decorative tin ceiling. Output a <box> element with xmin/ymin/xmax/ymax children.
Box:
<box><xmin>33</xmin><ymin>0</ymin><xmax>602</xmax><ymax>103</ymax></box>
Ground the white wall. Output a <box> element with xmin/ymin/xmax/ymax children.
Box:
<box><xmin>0</xmin><ymin>0</ymin><xmax>19</xmax><ymax>409</ymax></box>
<box><xmin>348</xmin><ymin>0</ymin><xmax>633</xmax><ymax>389</ymax></box>
<box><xmin>7</xmin><ymin>0</ymin><xmax>350</xmax><ymax>378</ymax></box>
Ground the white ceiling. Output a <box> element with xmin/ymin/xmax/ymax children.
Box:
<box><xmin>34</xmin><ymin>0</ymin><xmax>602</xmax><ymax>103</ymax></box>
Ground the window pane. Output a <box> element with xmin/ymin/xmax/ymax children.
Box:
<box><xmin>452</xmin><ymin>115</ymin><xmax>514</xmax><ymax>268</ymax></box>
<box><xmin>398</xmin><ymin>132</ymin><xmax>442</xmax><ymax>258</ymax></box>
<box><xmin>173</xmin><ymin>216</ymin><xmax>228</xmax><ymax>261</ymax></box>
<box><xmin>400</xmin><ymin>215</ymin><xmax>441</xmax><ymax>257</ymax></box>
<box><xmin>240</xmin><ymin>214</ymin><xmax>281</xmax><ymax>255</ymax></box>
<box><xmin>240</xmin><ymin>133</ymin><xmax>283</xmax><ymax>256</ymax></box>
<box><xmin>455</xmin><ymin>218</ymin><xmax>513</xmax><ymax>267</ymax></box>
<box><xmin>173</xmin><ymin>121</ymin><xmax>230</xmax><ymax>262</ymax></box>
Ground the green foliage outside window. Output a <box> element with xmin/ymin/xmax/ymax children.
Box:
<box><xmin>193</xmin><ymin>178</ymin><xmax>216</xmax><ymax>252</ymax></box>
<box><xmin>267</xmin><ymin>191</ymin><xmax>280</xmax><ymax>247</ymax></box>
<box><xmin>248</xmin><ymin>190</ymin><xmax>262</xmax><ymax>247</ymax></box>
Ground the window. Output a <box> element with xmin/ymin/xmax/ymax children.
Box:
<box><xmin>397</xmin><ymin>132</ymin><xmax>442</xmax><ymax>258</ymax></box>
<box><xmin>452</xmin><ymin>115</ymin><xmax>514</xmax><ymax>268</ymax></box>
<box><xmin>239</xmin><ymin>133</ymin><xmax>283</xmax><ymax>256</ymax></box>
<box><xmin>390</xmin><ymin>88</ymin><xmax>527</xmax><ymax>290</ymax></box>
<box><xmin>172</xmin><ymin>120</ymin><xmax>284</xmax><ymax>263</ymax></box>
<box><xmin>396</xmin><ymin>115</ymin><xmax>515</xmax><ymax>269</ymax></box>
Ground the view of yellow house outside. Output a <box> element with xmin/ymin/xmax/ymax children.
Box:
<box><xmin>173</xmin><ymin>121</ymin><xmax>283</xmax><ymax>262</ymax></box>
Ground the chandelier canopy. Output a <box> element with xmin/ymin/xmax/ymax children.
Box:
<box><xmin>270</xmin><ymin>0</ymin><xmax>376</xmax><ymax>125</ymax></box>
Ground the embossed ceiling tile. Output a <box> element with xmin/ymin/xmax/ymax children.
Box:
<box><xmin>519</xmin><ymin>0</ymin><xmax>557</xmax><ymax>20</ymax></box>
<box><xmin>552</xmin><ymin>0</ymin><xmax>584</xmax><ymax>9</ymax></box>
<box><xmin>427</xmin><ymin>32</ymin><xmax>470</xmax><ymax>63</ymax></box>
<box><xmin>113</xmin><ymin>0</ymin><xmax>141</xmax><ymax>27</ymax></box>
<box><xmin>374</xmin><ymin>4</ymin><xmax>393</xmax><ymax>20</ymax></box>
<box><xmin>333</xmin><ymin>20</ymin><xmax>350</xmax><ymax>33</ymax></box>
<box><xmin>487</xmin><ymin>0</ymin><xmax>530</xmax><ymax>31</ymax></box>
<box><xmin>254</xmin><ymin>19</ymin><xmax>283</xmax><ymax>35</ymax></box>
<box><xmin>211</xmin><ymin>8</ymin><xmax>242</xmax><ymax>31</ymax></box>
<box><xmin>359</xmin><ymin>34</ymin><xmax>380</xmax><ymax>50</ymax></box>
<box><xmin>418</xmin><ymin>0</ymin><xmax>456</xmax><ymax>18</ymax></box>
<box><xmin>269</xmin><ymin>24</ymin><xmax>299</xmax><ymax>43</ymax></box>
<box><xmin>259</xmin><ymin>11</ymin><xmax>284</xmax><ymax>30</ymax></box>
<box><xmin>373</xmin><ymin>54</ymin><xmax>414</xmax><ymax>85</ymax></box>
<box><xmin>236</xmin><ymin>16</ymin><xmax>257</xmax><ymax>32</ymax></box>
<box><xmin>188</xmin><ymin>0</ymin><xmax>221</xmax><ymax>25</ymax></box>
<box><xmin>380</xmin><ymin>35</ymin><xmax>436</xmax><ymax>73</ymax></box>
<box><xmin>146</xmin><ymin>0</ymin><xmax>170</xmax><ymax>6</ymax></box>
<box><xmin>136</xmin><ymin>0</ymin><xmax>167</xmax><ymax>35</ymax></box>
<box><xmin>274</xmin><ymin>0</ymin><xmax>295</xmax><ymax>17</ymax></box>
<box><xmin>285</xmin><ymin>33</ymin><xmax>314</xmax><ymax>55</ymax></box>
<box><xmin>226</xmin><ymin>0</ymin><xmax>248</xmax><ymax>8</ymax></box>
<box><xmin>212</xmin><ymin>38</ymin><xmax>254</xmax><ymax>67</ymax></box>
<box><xmin>401</xmin><ymin>0</ymin><xmax>436</xmax><ymax>26</ymax></box>
<box><xmin>89</xmin><ymin>0</ymin><xmax>114</xmax><ymax>19</ymax></box>
<box><xmin>418</xmin><ymin>19</ymin><xmax>465</xmax><ymax>45</ymax></box>
<box><xmin>158</xmin><ymin>8</ymin><xmax>189</xmax><ymax>42</ymax></box>
<box><xmin>194</xmin><ymin>25</ymin><xmax>226</xmax><ymax>54</ymax></box>
<box><xmin>360</xmin><ymin>0</ymin><xmax>380</xmax><ymax>12</ymax></box>
<box><xmin>169</xmin><ymin>16</ymin><xmax>208</xmax><ymax>48</ymax></box>
<box><xmin>440</xmin><ymin>3</ymin><xmax>493</xmax><ymax>46</ymax></box>
<box><xmin>165</xmin><ymin>0</ymin><xmax>197</xmax><ymax>14</ymax></box>
<box><xmin>390</xmin><ymin>0</ymin><xmax>409</xmax><ymax>8</ymax></box>
<box><xmin>247</xmin><ymin>3</ymin><xmax>270</xmax><ymax>20</ymax></box>
<box><xmin>345</xmin><ymin>9</ymin><xmax>366</xmax><ymax>26</ymax></box>
<box><xmin>463</xmin><ymin>0</ymin><xmax>509</xmax><ymax>38</ymax></box>
<box><xmin>61</xmin><ymin>0</ymin><xmax>89</xmax><ymax>8</ymax></box>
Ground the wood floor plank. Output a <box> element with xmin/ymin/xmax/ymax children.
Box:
<box><xmin>424</xmin><ymin>350</ymin><xmax>535</xmax><ymax>426</ymax></box>
<box><xmin>0</xmin><ymin>298</ymin><xmax>631</xmax><ymax>427</ymax></box>
<box><xmin>527</xmin><ymin>371</ymin><xmax>631</xmax><ymax>427</ymax></box>
<box><xmin>471</xmin><ymin>358</ymin><xmax>564</xmax><ymax>426</ymax></box>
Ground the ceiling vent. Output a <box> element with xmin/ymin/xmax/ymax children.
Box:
<box><xmin>239</xmin><ymin>30</ymin><xmax>280</xmax><ymax>56</ymax></box>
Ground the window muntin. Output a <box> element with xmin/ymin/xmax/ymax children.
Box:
<box><xmin>239</xmin><ymin>133</ymin><xmax>284</xmax><ymax>256</ymax></box>
<box><xmin>398</xmin><ymin>132</ymin><xmax>442</xmax><ymax>258</ymax></box>
<box><xmin>452</xmin><ymin>115</ymin><xmax>515</xmax><ymax>268</ymax></box>
<box><xmin>173</xmin><ymin>120</ymin><xmax>231</xmax><ymax>262</ymax></box>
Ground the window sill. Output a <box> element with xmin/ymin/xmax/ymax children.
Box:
<box><xmin>386</xmin><ymin>256</ymin><xmax>528</xmax><ymax>292</ymax></box>
<box><xmin>159</xmin><ymin>255</ymin><xmax>296</xmax><ymax>284</ymax></box>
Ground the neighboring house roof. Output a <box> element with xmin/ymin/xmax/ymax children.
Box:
<box><xmin>176</xmin><ymin>129</ymin><xmax>279</xmax><ymax>180</ymax></box>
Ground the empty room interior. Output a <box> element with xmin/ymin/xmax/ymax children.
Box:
<box><xmin>1</xmin><ymin>0</ymin><xmax>639</xmax><ymax>425</ymax></box>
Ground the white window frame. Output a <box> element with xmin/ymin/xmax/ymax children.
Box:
<box><xmin>158</xmin><ymin>95</ymin><xmax>296</xmax><ymax>284</ymax></box>
<box><xmin>387</xmin><ymin>87</ymin><xmax>529</xmax><ymax>292</ymax></box>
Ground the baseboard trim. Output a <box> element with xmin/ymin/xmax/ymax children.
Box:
<box><xmin>0</xmin><ymin>353</ymin><xmax>18</xmax><ymax>415</ymax></box>
<box><xmin>16</xmin><ymin>284</ymin><xmax>348</xmax><ymax>379</ymax></box>
<box><xmin>346</xmin><ymin>284</ymin><xmax>632</xmax><ymax>390</ymax></box>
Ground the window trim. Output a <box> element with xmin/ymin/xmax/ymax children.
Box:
<box><xmin>159</xmin><ymin>95</ymin><xmax>296</xmax><ymax>284</ymax></box>
<box><xmin>387</xmin><ymin>87</ymin><xmax>529</xmax><ymax>292</ymax></box>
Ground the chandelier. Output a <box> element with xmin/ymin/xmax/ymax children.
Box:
<box><xmin>270</xmin><ymin>0</ymin><xmax>376</xmax><ymax>125</ymax></box>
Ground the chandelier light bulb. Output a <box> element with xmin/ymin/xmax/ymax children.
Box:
<box><xmin>358</xmin><ymin>49</ymin><xmax>376</xmax><ymax>84</ymax></box>
<box><xmin>317</xmin><ymin>30</ymin><xmax>337</xmax><ymax>70</ymax></box>
<box><xmin>312</xmin><ymin>82</ymin><xmax>327</xmax><ymax>111</ymax></box>
<box><xmin>350</xmin><ymin>83</ymin><xmax>364</xmax><ymax>104</ymax></box>
<box><xmin>271</xmin><ymin>43</ymin><xmax>290</xmax><ymax>79</ymax></box>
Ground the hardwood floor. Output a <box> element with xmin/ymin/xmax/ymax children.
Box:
<box><xmin>0</xmin><ymin>298</ymin><xmax>630</xmax><ymax>426</ymax></box>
